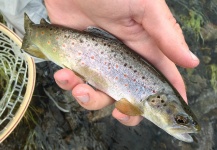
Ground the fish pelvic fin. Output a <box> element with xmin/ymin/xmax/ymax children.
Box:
<box><xmin>115</xmin><ymin>98</ymin><xmax>143</xmax><ymax>116</ymax></box>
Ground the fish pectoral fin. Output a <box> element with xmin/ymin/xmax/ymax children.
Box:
<box><xmin>115</xmin><ymin>98</ymin><xmax>143</xmax><ymax>116</ymax></box>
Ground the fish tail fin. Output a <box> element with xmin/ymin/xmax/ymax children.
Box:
<box><xmin>22</xmin><ymin>13</ymin><xmax>49</xmax><ymax>60</ymax></box>
<box><xmin>24</xmin><ymin>13</ymin><xmax>34</xmax><ymax>33</ymax></box>
<box><xmin>22</xmin><ymin>13</ymin><xmax>34</xmax><ymax>56</ymax></box>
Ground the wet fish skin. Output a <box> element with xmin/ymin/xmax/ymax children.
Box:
<box><xmin>21</xmin><ymin>14</ymin><xmax>200</xmax><ymax>142</ymax></box>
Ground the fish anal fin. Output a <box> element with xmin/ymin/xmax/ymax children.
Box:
<box><xmin>115</xmin><ymin>98</ymin><xmax>143</xmax><ymax>116</ymax></box>
<box><xmin>62</xmin><ymin>64</ymin><xmax>86</xmax><ymax>81</ymax></box>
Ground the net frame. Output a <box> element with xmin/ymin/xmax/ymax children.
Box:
<box><xmin>0</xmin><ymin>23</ymin><xmax>35</xmax><ymax>143</ymax></box>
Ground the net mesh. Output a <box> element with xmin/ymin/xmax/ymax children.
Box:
<box><xmin>0</xmin><ymin>23</ymin><xmax>35</xmax><ymax>142</ymax></box>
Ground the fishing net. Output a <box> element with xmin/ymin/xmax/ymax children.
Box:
<box><xmin>0</xmin><ymin>23</ymin><xmax>35</xmax><ymax>143</ymax></box>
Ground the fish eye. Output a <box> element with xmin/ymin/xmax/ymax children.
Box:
<box><xmin>175</xmin><ymin>115</ymin><xmax>189</xmax><ymax>125</ymax></box>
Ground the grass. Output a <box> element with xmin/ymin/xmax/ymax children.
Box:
<box><xmin>0</xmin><ymin>67</ymin><xmax>9</xmax><ymax>99</ymax></box>
<box><xmin>210</xmin><ymin>64</ymin><xmax>217</xmax><ymax>93</ymax></box>
<box><xmin>180</xmin><ymin>10</ymin><xmax>204</xmax><ymax>41</ymax></box>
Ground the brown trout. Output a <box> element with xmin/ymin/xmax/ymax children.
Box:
<box><xmin>21</xmin><ymin>14</ymin><xmax>200</xmax><ymax>142</ymax></box>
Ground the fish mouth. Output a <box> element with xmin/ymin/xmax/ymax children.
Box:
<box><xmin>174</xmin><ymin>133</ymin><xmax>193</xmax><ymax>143</ymax></box>
<box><xmin>168</xmin><ymin>127</ymin><xmax>198</xmax><ymax>143</ymax></box>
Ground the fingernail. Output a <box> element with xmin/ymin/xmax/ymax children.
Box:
<box><xmin>118</xmin><ymin>116</ymin><xmax>130</xmax><ymax>121</ymax></box>
<box><xmin>56</xmin><ymin>79</ymin><xmax>68</xmax><ymax>85</ymax></box>
<box><xmin>190</xmin><ymin>51</ymin><xmax>199</xmax><ymax>61</ymax></box>
<box><xmin>75</xmin><ymin>95</ymin><xmax>89</xmax><ymax>103</ymax></box>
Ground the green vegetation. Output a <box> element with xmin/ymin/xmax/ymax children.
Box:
<box><xmin>0</xmin><ymin>67</ymin><xmax>9</xmax><ymax>99</ymax></box>
<box><xmin>180</xmin><ymin>10</ymin><xmax>204</xmax><ymax>41</ymax></box>
<box><xmin>186</xmin><ymin>68</ymin><xmax>195</xmax><ymax>76</ymax></box>
<box><xmin>209</xmin><ymin>64</ymin><xmax>217</xmax><ymax>93</ymax></box>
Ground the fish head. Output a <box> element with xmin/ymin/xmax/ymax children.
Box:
<box><xmin>143</xmin><ymin>93</ymin><xmax>200</xmax><ymax>142</ymax></box>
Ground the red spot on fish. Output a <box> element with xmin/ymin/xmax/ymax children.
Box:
<box><xmin>78</xmin><ymin>52</ymin><xmax>81</xmax><ymax>55</ymax></box>
<box><xmin>91</xmin><ymin>56</ymin><xmax>94</xmax><ymax>59</ymax></box>
<box><xmin>116</xmin><ymin>65</ymin><xmax>119</xmax><ymax>69</ymax></box>
<box><xmin>125</xmin><ymin>84</ymin><xmax>128</xmax><ymax>87</ymax></box>
<box><xmin>152</xmin><ymin>90</ymin><xmax>156</xmax><ymax>93</ymax></box>
<box><xmin>133</xmin><ymin>79</ymin><xmax>136</xmax><ymax>82</ymax></box>
<box><xmin>108</xmin><ymin>67</ymin><xmax>111</xmax><ymax>69</ymax></box>
<box><xmin>115</xmin><ymin>77</ymin><xmax>118</xmax><ymax>80</ymax></box>
<box><xmin>62</xmin><ymin>44</ymin><xmax>66</xmax><ymax>47</ymax></box>
<box><xmin>56</xmin><ymin>37</ymin><xmax>59</xmax><ymax>40</ymax></box>
<box><xmin>52</xmin><ymin>48</ymin><xmax>57</xmax><ymax>52</ymax></box>
<box><xmin>104</xmin><ymin>62</ymin><xmax>107</xmax><ymax>65</ymax></box>
<box><xmin>124</xmin><ymin>74</ymin><xmax>127</xmax><ymax>78</ymax></box>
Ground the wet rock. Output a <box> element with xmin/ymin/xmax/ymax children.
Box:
<box><xmin>202</xmin><ymin>55</ymin><xmax>211</xmax><ymax>64</ymax></box>
<box><xmin>184</xmin><ymin>74</ymin><xmax>207</xmax><ymax>97</ymax></box>
<box><xmin>214</xmin><ymin>45</ymin><xmax>217</xmax><ymax>53</ymax></box>
<box><xmin>200</xmin><ymin>22</ymin><xmax>217</xmax><ymax>42</ymax></box>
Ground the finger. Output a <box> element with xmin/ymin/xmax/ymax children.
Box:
<box><xmin>155</xmin><ymin>56</ymin><xmax>187</xmax><ymax>102</ymax></box>
<box><xmin>112</xmin><ymin>108</ymin><xmax>143</xmax><ymax>126</ymax></box>
<box><xmin>72</xmin><ymin>84</ymin><xmax>115</xmax><ymax>110</ymax></box>
<box><xmin>123</xmin><ymin>36</ymin><xmax>188</xmax><ymax>102</ymax></box>
<box><xmin>141</xmin><ymin>0</ymin><xmax>199</xmax><ymax>68</ymax></box>
<box><xmin>54</xmin><ymin>68</ymin><xmax>84</xmax><ymax>90</ymax></box>
<box><xmin>123</xmin><ymin>38</ymin><xmax>187</xmax><ymax>102</ymax></box>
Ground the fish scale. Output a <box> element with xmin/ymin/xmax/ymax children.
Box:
<box><xmin>21</xmin><ymin>13</ymin><xmax>200</xmax><ymax>143</ymax></box>
<box><xmin>75</xmin><ymin>37</ymin><xmax>158</xmax><ymax>102</ymax></box>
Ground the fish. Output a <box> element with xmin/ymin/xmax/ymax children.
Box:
<box><xmin>21</xmin><ymin>13</ymin><xmax>200</xmax><ymax>143</ymax></box>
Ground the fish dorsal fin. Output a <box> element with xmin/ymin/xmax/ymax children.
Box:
<box><xmin>85</xmin><ymin>26</ymin><xmax>121</xmax><ymax>41</ymax></box>
<box><xmin>115</xmin><ymin>98</ymin><xmax>143</xmax><ymax>116</ymax></box>
<box><xmin>23</xmin><ymin>44</ymin><xmax>48</xmax><ymax>60</ymax></box>
<box><xmin>40</xmin><ymin>18</ymin><xmax>49</xmax><ymax>25</ymax></box>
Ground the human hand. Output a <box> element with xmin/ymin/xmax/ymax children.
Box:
<box><xmin>45</xmin><ymin>0</ymin><xmax>199</xmax><ymax>126</ymax></box>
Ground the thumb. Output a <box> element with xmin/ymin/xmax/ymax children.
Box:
<box><xmin>142</xmin><ymin>0</ymin><xmax>199</xmax><ymax>68</ymax></box>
